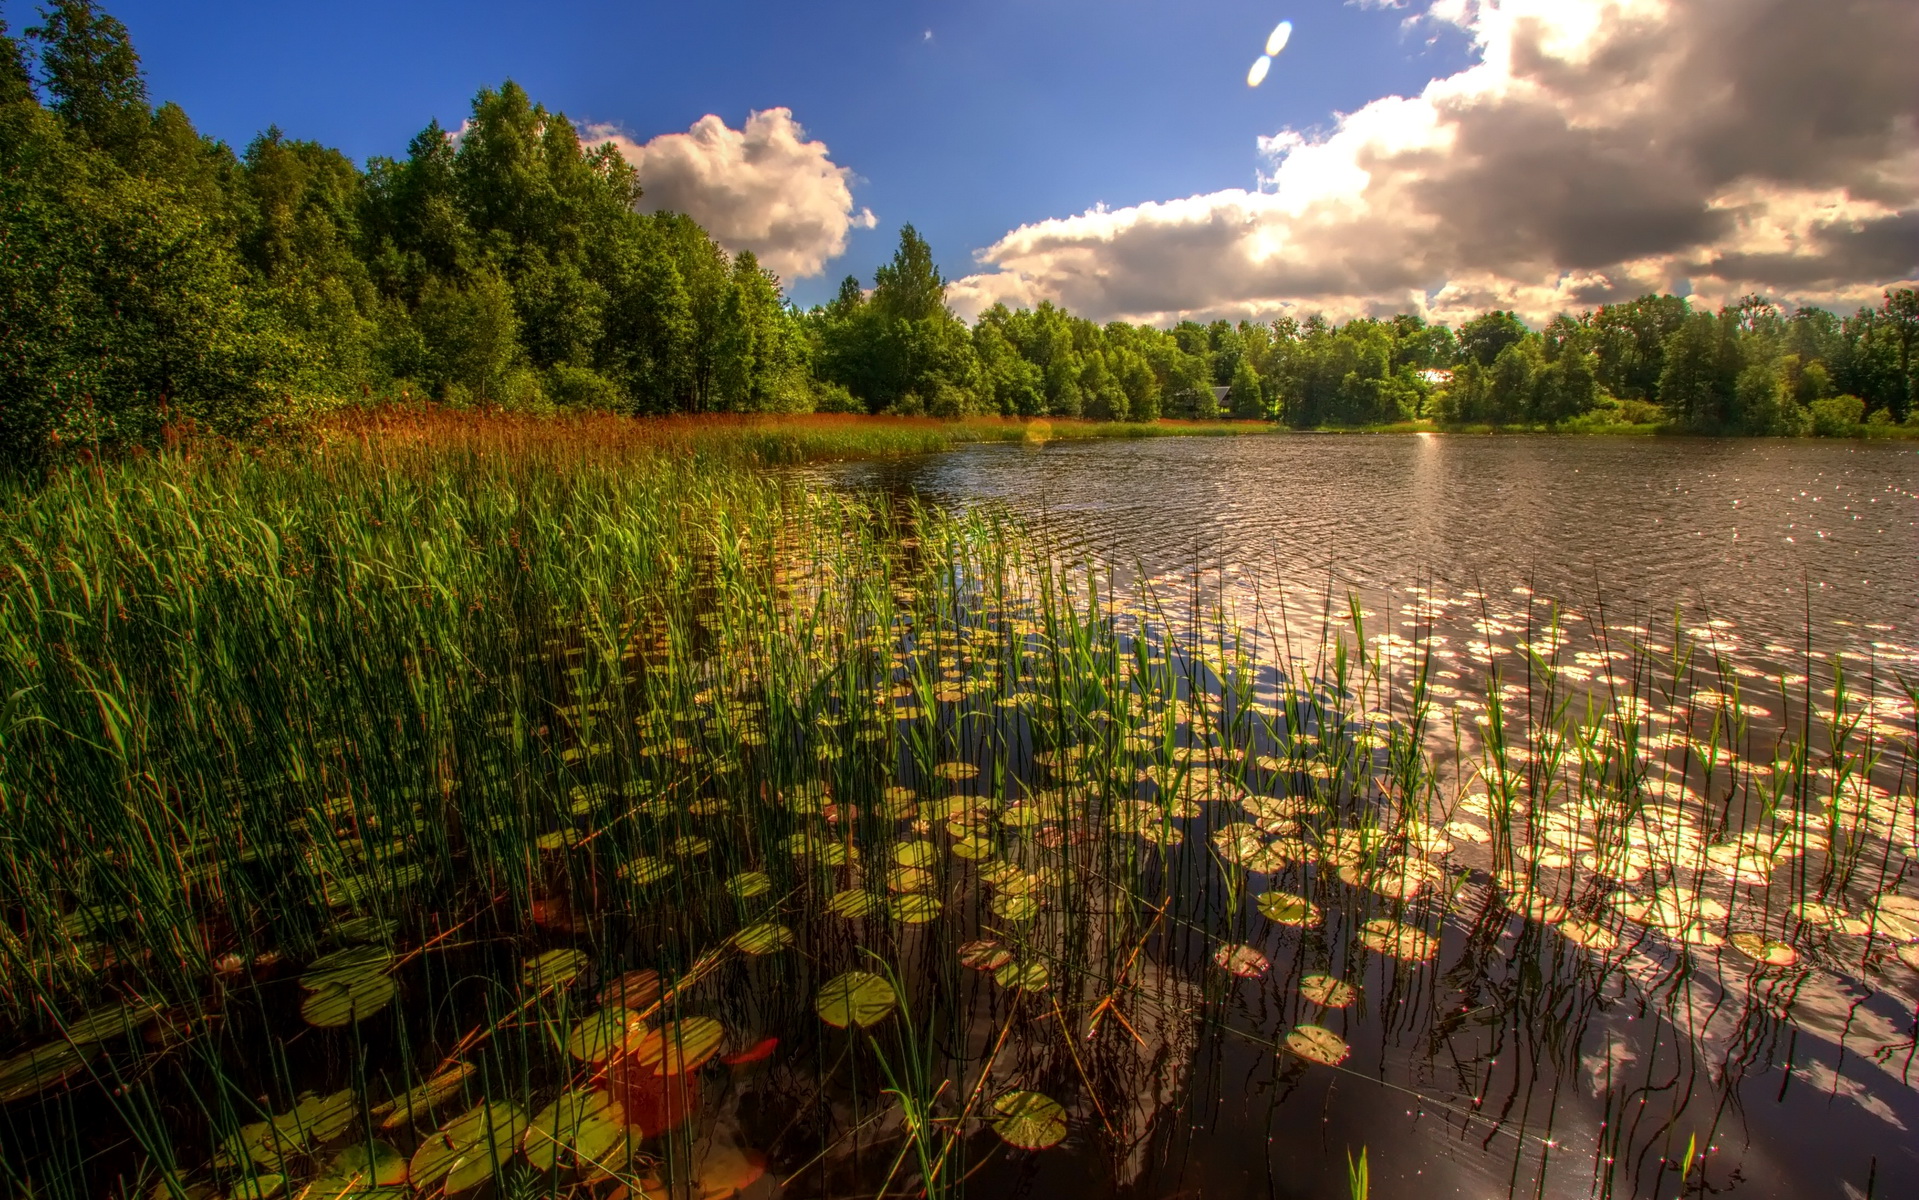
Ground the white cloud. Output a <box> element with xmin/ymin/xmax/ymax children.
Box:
<box><xmin>584</xmin><ymin>108</ymin><xmax>876</xmax><ymax>281</ymax></box>
<box><xmin>951</xmin><ymin>0</ymin><xmax>1919</xmax><ymax>325</ymax></box>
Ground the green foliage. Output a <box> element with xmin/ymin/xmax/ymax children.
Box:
<box><xmin>1808</xmin><ymin>393</ymin><xmax>1865</xmax><ymax>436</ymax></box>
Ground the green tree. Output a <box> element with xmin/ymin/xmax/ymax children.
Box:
<box><xmin>1227</xmin><ymin>356</ymin><xmax>1263</xmax><ymax>418</ymax></box>
<box><xmin>1</xmin><ymin>15</ymin><xmax>33</xmax><ymax>106</ymax></box>
<box><xmin>30</xmin><ymin>0</ymin><xmax>149</xmax><ymax>160</ymax></box>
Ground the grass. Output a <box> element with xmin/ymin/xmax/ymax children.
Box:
<box><xmin>0</xmin><ymin>409</ymin><xmax>1912</xmax><ymax>1199</ymax></box>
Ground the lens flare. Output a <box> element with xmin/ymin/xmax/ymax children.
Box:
<box><xmin>1265</xmin><ymin>19</ymin><xmax>1293</xmax><ymax>57</ymax></box>
<box><xmin>1246</xmin><ymin>55</ymin><xmax>1272</xmax><ymax>87</ymax></box>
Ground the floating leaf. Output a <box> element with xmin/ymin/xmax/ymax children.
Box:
<box><xmin>619</xmin><ymin>857</ymin><xmax>672</xmax><ymax>887</ymax></box>
<box><xmin>893</xmin><ymin>841</ymin><xmax>936</xmax><ymax>868</ymax></box>
<box><xmin>1256</xmin><ymin>890</ymin><xmax>1321</xmax><ymax>927</ymax></box>
<box><xmin>731</xmin><ymin>922</ymin><xmax>794</xmax><ymax>956</ymax></box>
<box><xmin>299</xmin><ymin>946</ymin><xmax>392</xmax><ymax>992</ymax></box>
<box><xmin>300</xmin><ymin>974</ymin><xmax>397</xmax><ymax>1028</ymax></box>
<box><xmin>1555</xmin><ymin>918</ymin><xmax>1620</xmax><ymax>951</ymax></box>
<box><xmin>60</xmin><ymin>999</ymin><xmax>159</xmax><ymax>1047</ymax></box>
<box><xmin>1359</xmin><ymin>917</ymin><xmax>1437</xmax><ymax>961</ymax></box>
<box><xmin>815</xmin><ymin>971</ymin><xmax>897</xmax><ymax>1028</ymax></box>
<box><xmin>990</xmin><ymin>1091</ymin><xmax>1066</xmax><ymax>1150</ymax></box>
<box><xmin>629</xmin><ymin>1017</ymin><xmax>725</xmax><ymax>1075</ymax></box>
<box><xmin>692</xmin><ymin>1143</ymin><xmax>768</xmax><ymax>1198</ymax></box>
<box><xmin>410</xmin><ymin>1103</ymin><xmax>528</xmax><ymax>1194</ymax></box>
<box><xmin>994</xmin><ymin>960</ymin><xmax>1050</xmax><ymax>992</ymax></box>
<box><xmin>599</xmin><ymin>969</ymin><xmax>663</xmax><ymax>1012</ymax></box>
<box><xmin>951</xmin><ymin>836</ymin><xmax>992</xmax><ymax>860</ymax></box>
<box><xmin>522</xmin><ymin>948</ymin><xmax>590</xmax><ymax>991</ymax></box>
<box><xmin>958</xmin><ymin>940</ymin><xmax>1013</xmax><ymax>971</ymax></box>
<box><xmin>1212</xmin><ymin>944</ymin><xmax>1270</xmax><ymax>978</ymax></box>
<box><xmin>991</xmin><ymin>893</ymin><xmax>1039</xmax><ymax>922</ymax></box>
<box><xmin>1300</xmin><ymin>974</ymin><xmax>1358</xmax><ymax>1007</ymax></box>
<box><xmin>890</xmin><ymin>894</ymin><xmax>941</xmax><ymax>924</ymax></box>
<box><xmin>375</xmin><ymin>1062</ymin><xmax>475</xmax><ymax>1129</ymax></box>
<box><xmin>1728</xmin><ymin>931</ymin><xmax>1797</xmax><ymax>967</ymax></box>
<box><xmin>887</xmin><ymin>866</ymin><xmax>934</xmax><ymax>894</ymax></box>
<box><xmin>725</xmin><ymin>871</ymin><xmax>771</xmax><ymax>900</ymax></box>
<box><xmin>568</xmin><ymin>1009</ymin><xmax>645</xmax><ymax>1063</ymax></box>
<box><xmin>0</xmin><ymin>1040</ymin><xmax>94</xmax><ymax>1103</ymax></box>
<box><xmin>1284</xmin><ymin>1024</ymin><xmax>1350</xmax><ymax>1066</ymax></box>
<box><xmin>303</xmin><ymin>1140</ymin><xmax>406</xmax><ymax>1200</ymax></box>
<box><xmin>522</xmin><ymin>1090</ymin><xmax>628</xmax><ymax>1172</ymax></box>
<box><xmin>827</xmin><ymin>889</ymin><xmax>878</xmax><ymax>918</ymax></box>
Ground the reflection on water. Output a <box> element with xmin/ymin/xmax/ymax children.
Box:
<box><xmin>821</xmin><ymin>433</ymin><xmax>1918</xmax><ymax>652</ymax></box>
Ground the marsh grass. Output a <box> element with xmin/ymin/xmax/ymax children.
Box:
<box><xmin>0</xmin><ymin>412</ymin><xmax>1911</xmax><ymax>1199</ymax></box>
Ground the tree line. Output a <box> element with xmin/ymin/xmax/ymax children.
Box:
<box><xmin>4</xmin><ymin>1</ymin><xmax>1915</xmax><ymax>473</ymax></box>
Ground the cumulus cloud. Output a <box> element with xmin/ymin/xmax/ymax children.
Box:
<box><xmin>584</xmin><ymin>108</ymin><xmax>875</xmax><ymax>280</ymax></box>
<box><xmin>950</xmin><ymin>0</ymin><xmax>1919</xmax><ymax>325</ymax></box>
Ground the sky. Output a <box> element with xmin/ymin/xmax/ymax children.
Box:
<box><xmin>71</xmin><ymin>0</ymin><xmax>1919</xmax><ymax>323</ymax></box>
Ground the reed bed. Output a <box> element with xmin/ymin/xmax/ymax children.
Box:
<box><xmin>0</xmin><ymin>416</ymin><xmax>1913</xmax><ymax>1200</ymax></box>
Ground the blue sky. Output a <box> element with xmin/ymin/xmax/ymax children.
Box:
<box><xmin>95</xmin><ymin>0</ymin><xmax>1474</xmax><ymax>308</ymax></box>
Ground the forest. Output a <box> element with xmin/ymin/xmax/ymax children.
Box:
<box><xmin>4</xmin><ymin>0</ymin><xmax>1916</xmax><ymax>473</ymax></box>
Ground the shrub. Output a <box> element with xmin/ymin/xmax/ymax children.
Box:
<box><xmin>1808</xmin><ymin>394</ymin><xmax>1864</xmax><ymax>437</ymax></box>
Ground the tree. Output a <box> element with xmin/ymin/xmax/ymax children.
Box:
<box><xmin>1657</xmin><ymin>312</ymin><xmax>1728</xmax><ymax>429</ymax></box>
<box><xmin>1227</xmin><ymin>356</ymin><xmax>1263</xmax><ymax>418</ymax></box>
<box><xmin>1</xmin><ymin>15</ymin><xmax>33</xmax><ymax>106</ymax></box>
<box><xmin>1881</xmin><ymin>288</ymin><xmax>1918</xmax><ymax>420</ymax></box>
<box><xmin>1456</xmin><ymin>310</ymin><xmax>1527</xmax><ymax>368</ymax></box>
<box><xmin>30</xmin><ymin>0</ymin><xmax>149</xmax><ymax>160</ymax></box>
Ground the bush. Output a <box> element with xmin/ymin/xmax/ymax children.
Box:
<box><xmin>546</xmin><ymin>364</ymin><xmax>623</xmax><ymax>411</ymax></box>
<box><xmin>1808</xmin><ymin>394</ymin><xmax>1865</xmax><ymax>437</ymax></box>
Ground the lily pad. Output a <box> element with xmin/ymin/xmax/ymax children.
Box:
<box><xmin>375</xmin><ymin>1062</ymin><xmax>474</xmax><ymax>1129</ymax></box>
<box><xmin>815</xmin><ymin>971</ymin><xmax>897</xmax><ymax>1029</ymax></box>
<box><xmin>890</xmin><ymin>894</ymin><xmax>941</xmax><ymax>924</ymax></box>
<box><xmin>893</xmin><ymin>841</ymin><xmax>936</xmax><ymax>868</ymax></box>
<box><xmin>1359</xmin><ymin>917</ymin><xmax>1437</xmax><ymax>961</ymax></box>
<box><xmin>887</xmin><ymin>866</ymin><xmax>934</xmax><ymax>894</ymax></box>
<box><xmin>630</xmin><ymin>1016</ymin><xmax>725</xmax><ymax>1075</ymax></box>
<box><xmin>1212</xmin><ymin>944</ymin><xmax>1270</xmax><ymax>978</ymax></box>
<box><xmin>1256</xmin><ymin>890</ymin><xmax>1321</xmax><ymax>927</ymax></box>
<box><xmin>1300</xmin><ymin>974</ymin><xmax>1358</xmax><ymax>1007</ymax></box>
<box><xmin>521</xmin><ymin>948</ymin><xmax>590</xmax><ymax>991</ymax></box>
<box><xmin>0</xmin><ymin>1040</ymin><xmax>95</xmax><ymax>1103</ymax></box>
<box><xmin>958</xmin><ymin>940</ymin><xmax>1013</xmax><ymax>971</ymax></box>
<box><xmin>619</xmin><ymin>857</ymin><xmax>672</xmax><ymax>887</ymax></box>
<box><xmin>410</xmin><ymin>1103</ymin><xmax>528</xmax><ymax>1194</ymax></box>
<box><xmin>994</xmin><ymin>960</ymin><xmax>1050</xmax><ymax>992</ymax></box>
<box><xmin>991</xmin><ymin>893</ymin><xmax>1040</xmax><ymax>922</ymax></box>
<box><xmin>990</xmin><ymin>1091</ymin><xmax>1067</xmax><ymax>1150</ymax></box>
<box><xmin>731</xmin><ymin>922</ymin><xmax>795</xmax><ymax>956</ymax></box>
<box><xmin>299</xmin><ymin>946</ymin><xmax>393</xmax><ymax>992</ymax></box>
<box><xmin>725</xmin><ymin>871</ymin><xmax>771</xmax><ymax>900</ymax></box>
<box><xmin>599</xmin><ymin>969</ymin><xmax>663</xmax><ymax>1012</ymax></box>
<box><xmin>827</xmin><ymin>889</ymin><xmax>878</xmax><ymax>918</ymax></box>
<box><xmin>522</xmin><ymin>1090</ymin><xmax>628</xmax><ymax>1172</ymax></box>
<box><xmin>568</xmin><ymin>1009</ymin><xmax>645</xmax><ymax>1063</ymax></box>
<box><xmin>1283</xmin><ymin>1024</ymin><xmax>1350</xmax><ymax>1066</ymax></box>
<box><xmin>303</xmin><ymin>1140</ymin><xmax>406</xmax><ymax>1200</ymax></box>
<box><xmin>1728</xmin><ymin>931</ymin><xmax>1798</xmax><ymax>967</ymax></box>
<box><xmin>300</xmin><ymin>974</ymin><xmax>397</xmax><ymax>1028</ymax></box>
<box><xmin>60</xmin><ymin>999</ymin><xmax>160</xmax><ymax>1046</ymax></box>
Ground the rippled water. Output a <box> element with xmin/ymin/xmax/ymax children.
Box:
<box><xmin>825</xmin><ymin>433</ymin><xmax>1918</xmax><ymax>655</ymax></box>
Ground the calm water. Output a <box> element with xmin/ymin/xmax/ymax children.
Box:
<box><xmin>826</xmin><ymin>433</ymin><xmax>1919</xmax><ymax>657</ymax></box>
<box><xmin>811</xmin><ymin>434</ymin><xmax>1919</xmax><ymax>1200</ymax></box>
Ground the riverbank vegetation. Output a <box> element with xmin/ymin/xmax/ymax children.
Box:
<box><xmin>6</xmin><ymin>2</ymin><xmax>1917</xmax><ymax>478</ymax></box>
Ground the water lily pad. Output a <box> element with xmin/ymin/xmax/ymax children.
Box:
<box><xmin>887</xmin><ymin>866</ymin><xmax>934</xmax><ymax>893</ymax></box>
<box><xmin>890</xmin><ymin>894</ymin><xmax>941</xmax><ymax>924</ymax></box>
<box><xmin>619</xmin><ymin>857</ymin><xmax>673</xmax><ymax>887</ymax></box>
<box><xmin>410</xmin><ymin>1103</ymin><xmax>528</xmax><ymax>1194</ymax></box>
<box><xmin>1359</xmin><ymin>917</ymin><xmax>1437</xmax><ymax>961</ymax></box>
<box><xmin>299</xmin><ymin>946</ymin><xmax>392</xmax><ymax>991</ymax></box>
<box><xmin>522</xmin><ymin>1090</ymin><xmax>629</xmax><ymax>1172</ymax></box>
<box><xmin>568</xmin><ymin>1009</ymin><xmax>645</xmax><ymax>1063</ymax></box>
<box><xmin>827</xmin><ymin>889</ymin><xmax>878</xmax><ymax>918</ymax></box>
<box><xmin>304</xmin><ymin>1140</ymin><xmax>406</xmax><ymax>1200</ymax></box>
<box><xmin>522</xmin><ymin>948</ymin><xmax>590</xmax><ymax>991</ymax></box>
<box><xmin>731</xmin><ymin>922</ymin><xmax>794</xmax><ymax>956</ymax></box>
<box><xmin>951</xmin><ymin>835</ymin><xmax>993</xmax><ymax>860</ymax></box>
<box><xmin>1283</xmin><ymin>1024</ymin><xmax>1350</xmax><ymax>1066</ymax></box>
<box><xmin>1728</xmin><ymin>931</ymin><xmax>1797</xmax><ymax>966</ymax></box>
<box><xmin>934</xmin><ymin>761</ymin><xmax>979</xmax><ymax>782</ymax></box>
<box><xmin>994</xmin><ymin>960</ymin><xmax>1050</xmax><ymax>992</ymax></box>
<box><xmin>725</xmin><ymin>871</ymin><xmax>771</xmax><ymax>900</ymax></box>
<box><xmin>60</xmin><ymin>999</ymin><xmax>159</xmax><ymax>1046</ymax></box>
<box><xmin>991</xmin><ymin>893</ymin><xmax>1040</xmax><ymax>922</ymax></box>
<box><xmin>692</xmin><ymin>1143</ymin><xmax>768</xmax><ymax>1198</ymax></box>
<box><xmin>1212</xmin><ymin>944</ymin><xmax>1270</xmax><ymax>978</ymax></box>
<box><xmin>630</xmin><ymin>1016</ymin><xmax>725</xmax><ymax>1075</ymax></box>
<box><xmin>0</xmin><ymin>1040</ymin><xmax>95</xmax><ymax>1102</ymax></box>
<box><xmin>1300</xmin><ymin>974</ymin><xmax>1357</xmax><ymax>1007</ymax></box>
<box><xmin>815</xmin><ymin>970</ymin><xmax>897</xmax><ymax>1029</ymax></box>
<box><xmin>958</xmin><ymin>940</ymin><xmax>1013</xmax><ymax>971</ymax></box>
<box><xmin>600</xmin><ymin>969</ymin><xmax>664</xmax><ymax>1011</ymax></box>
<box><xmin>375</xmin><ymin>1062</ymin><xmax>474</xmax><ymax>1129</ymax></box>
<box><xmin>1555</xmin><ymin>918</ymin><xmax>1620</xmax><ymax>951</ymax></box>
<box><xmin>1257</xmin><ymin>890</ymin><xmax>1321</xmax><ymax>927</ymax></box>
<box><xmin>893</xmin><ymin>841</ymin><xmax>936</xmax><ymax>868</ymax></box>
<box><xmin>990</xmin><ymin>1091</ymin><xmax>1066</xmax><ymax>1150</ymax></box>
<box><xmin>301</xmin><ymin>974</ymin><xmax>397</xmax><ymax>1028</ymax></box>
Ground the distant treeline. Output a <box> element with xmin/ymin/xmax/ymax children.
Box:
<box><xmin>3</xmin><ymin>2</ymin><xmax>1915</xmax><ymax>472</ymax></box>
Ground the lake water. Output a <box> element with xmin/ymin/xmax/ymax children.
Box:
<box><xmin>826</xmin><ymin>433</ymin><xmax>1919</xmax><ymax>661</ymax></box>
<box><xmin>810</xmin><ymin>434</ymin><xmax>1919</xmax><ymax>1200</ymax></box>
